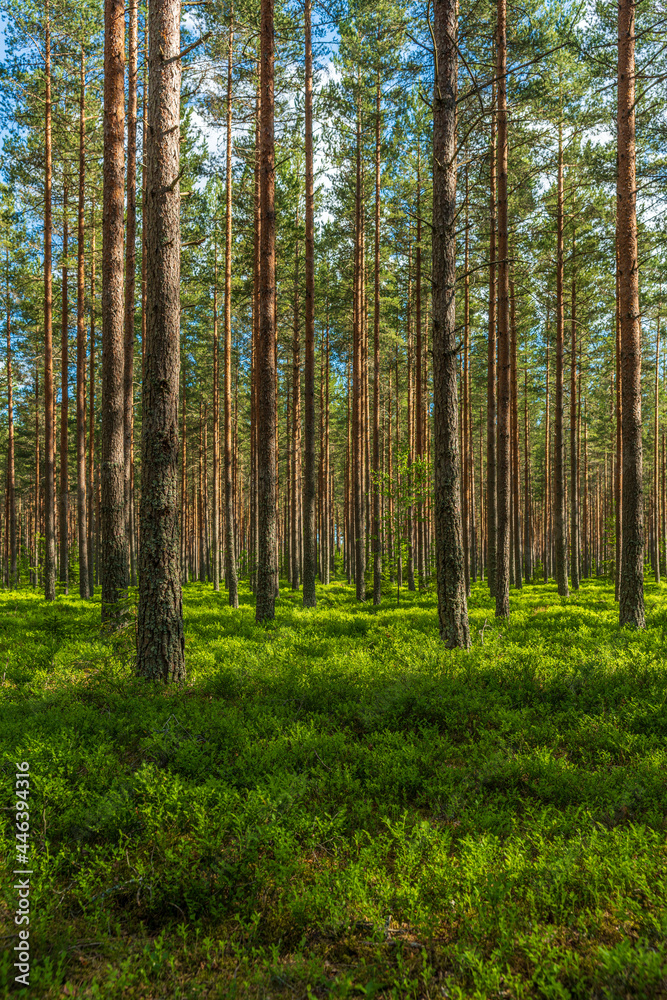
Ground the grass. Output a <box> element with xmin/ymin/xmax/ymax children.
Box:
<box><xmin>1</xmin><ymin>572</ymin><xmax>667</xmax><ymax>998</ymax></box>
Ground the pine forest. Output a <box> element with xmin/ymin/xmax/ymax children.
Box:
<box><xmin>0</xmin><ymin>0</ymin><xmax>666</xmax><ymax>995</ymax></box>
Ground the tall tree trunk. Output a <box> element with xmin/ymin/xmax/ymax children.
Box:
<box><xmin>255</xmin><ymin>0</ymin><xmax>277</xmax><ymax>622</ymax></box>
<box><xmin>554</xmin><ymin>121</ymin><xmax>569</xmax><ymax>596</ymax></box>
<box><xmin>462</xmin><ymin>159</ymin><xmax>470</xmax><ymax>595</ymax></box>
<box><xmin>125</xmin><ymin>0</ymin><xmax>138</xmax><ymax>587</ymax></box>
<box><xmin>406</xmin><ymin>238</ymin><xmax>415</xmax><ymax>591</ymax></box>
<box><xmin>60</xmin><ymin>178</ymin><xmax>69</xmax><ymax>591</ymax></box>
<box><xmin>372</xmin><ymin>70</ymin><xmax>382</xmax><ymax>605</ymax></box>
<box><xmin>544</xmin><ymin>306</ymin><xmax>550</xmax><ymax>581</ymax></box>
<box><xmin>415</xmin><ymin>149</ymin><xmax>424</xmax><ymax>588</ymax></box>
<box><xmin>34</xmin><ymin>365</ymin><xmax>40</xmax><ymax>587</ymax></box>
<box><xmin>198</xmin><ymin>401</ymin><xmax>205</xmax><ymax>581</ymax></box>
<box><xmin>291</xmin><ymin>231</ymin><xmax>301</xmax><ymax>590</ymax></box>
<box><xmin>5</xmin><ymin>251</ymin><xmax>16</xmax><ymax>588</ymax></box>
<box><xmin>212</xmin><ymin>238</ymin><xmax>220</xmax><ymax>591</ymax></box>
<box><xmin>583</xmin><ymin>399</ymin><xmax>589</xmax><ymax>577</ymax></box>
<box><xmin>523</xmin><ymin>364</ymin><xmax>531</xmax><ymax>581</ymax></box>
<box><xmin>325</xmin><ymin>309</ymin><xmax>331</xmax><ymax>582</ymax></box>
<box><xmin>614</xmin><ymin>250</ymin><xmax>622</xmax><ymax>599</ymax></box>
<box><xmin>510</xmin><ymin>270</ymin><xmax>521</xmax><ymax>588</ymax></box>
<box><xmin>141</xmin><ymin>32</ymin><xmax>148</xmax><ymax>384</ymax></box>
<box><xmin>353</xmin><ymin>99</ymin><xmax>366</xmax><ymax>601</ymax></box>
<box><xmin>224</xmin><ymin>11</ymin><xmax>239</xmax><ymax>606</ymax></box>
<box><xmin>88</xmin><ymin>202</ymin><xmax>96</xmax><ymax>596</ymax></box>
<box><xmin>495</xmin><ymin>0</ymin><xmax>510</xmax><ymax>618</ymax></box>
<box><xmin>302</xmin><ymin>0</ymin><xmax>317</xmax><ymax>607</ymax></box>
<box><xmin>181</xmin><ymin>379</ymin><xmax>187</xmax><ymax>582</ymax></box>
<box><xmin>44</xmin><ymin>4</ymin><xmax>56</xmax><ymax>602</ymax></box>
<box><xmin>76</xmin><ymin>45</ymin><xmax>90</xmax><ymax>599</ymax></box>
<box><xmin>487</xmin><ymin>82</ymin><xmax>497</xmax><ymax>596</ymax></box>
<box><xmin>570</xmin><ymin>228</ymin><xmax>580</xmax><ymax>589</ymax></box>
<box><xmin>432</xmin><ymin>0</ymin><xmax>470</xmax><ymax>648</ymax></box>
<box><xmin>662</xmin><ymin>428</ymin><xmax>666</xmax><ymax>579</ymax></box>
<box><xmin>654</xmin><ymin>313</ymin><xmax>660</xmax><ymax>582</ymax></box>
<box><xmin>102</xmin><ymin>0</ymin><xmax>127</xmax><ymax>622</ymax></box>
<box><xmin>136</xmin><ymin>0</ymin><xmax>185</xmax><ymax>678</ymax></box>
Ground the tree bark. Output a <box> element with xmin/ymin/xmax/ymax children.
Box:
<box><xmin>212</xmin><ymin>238</ymin><xmax>220</xmax><ymax>591</ymax></box>
<box><xmin>125</xmin><ymin>0</ymin><xmax>139</xmax><ymax>588</ymax></box>
<box><xmin>44</xmin><ymin>4</ymin><xmax>56</xmax><ymax>602</ymax></box>
<box><xmin>302</xmin><ymin>0</ymin><xmax>317</xmax><ymax>607</ymax></box>
<box><xmin>372</xmin><ymin>70</ymin><xmax>382</xmax><ymax>605</ymax></box>
<box><xmin>616</xmin><ymin>35</ymin><xmax>645</xmax><ymax>623</ymax></box>
<box><xmin>495</xmin><ymin>0</ymin><xmax>510</xmax><ymax>618</ymax></box>
<box><xmin>136</xmin><ymin>0</ymin><xmax>185</xmax><ymax>679</ymax></box>
<box><xmin>554</xmin><ymin>121</ymin><xmax>569</xmax><ymax>596</ymax></box>
<box><xmin>653</xmin><ymin>312</ymin><xmax>660</xmax><ymax>582</ymax></box>
<box><xmin>462</xmin><ymin>158</ymin><xmax>470</xmax><ymax>595</ymax></box>
<box><xmin>291</xmin><ymin>230</ymin><xmax>301</xmax><ymax>590</ymax></box>
<box><xmin>255</xmin><ymin>0</ymin><xmax>277</xmax><ymax>622</ymax></box>
<box><xmin>102</xmin><ymin>0</ymin><xmax>128</xmax><ymax>622</ymax></box>
<box><xmin>487</xmin><ymin>82</ymin><xmax>497</xmax><ymax>596</ymax></box>
<box><xmin>523</xmin><ymin>364</ymin><xmax>531</xmax><ymax>581</ymax></box>
<box><xmin>224</xmin><ymin>11</ymin><xmax>239</xmax><ymax>606</ymax></box>
<box><xmin>570</xmin><ymin>228</ymin><xmax>580</xmax><ymax>589</ymax></box>
<box><xmin>415</xmin><ymin>149</ymin><xmax>426</xmax><ymax>589</ymax></box>
<box><xmin>77</xmin><ymin>45</ymin><xmax>90</xmax><ymax>599</ymax></box>
<box><xmin>60</xmin><ymin>178</ymin><xmax>69</xmax><ymax>591</ymax></box>
<box><xmin>353</xmin><ymin>98</ymin><xmax>366</xmax><ymax>601</ymax></box>
<box><xmin>510</xmin><ymin>271</ymin><xmax>521</xmax><ymax>588</ymax></box>
<box><xmin>5</xmin><ymin>250</ymin><xmax>16</xmax><ymax>588</ymax></box>
<box><xmin>432</xmin><ymin>0</ymin><xmax>470</xmax><ymax>648</ymax></box>
<box><xmin>88</xmin><ymin>202</ymin><xmax>96</xmax><ymax>596</ymax></box>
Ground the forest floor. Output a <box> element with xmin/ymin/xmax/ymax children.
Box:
<box><xmin>1</xmin><ymin>573</ymin><xmax>666</xmax><ymax>999</ymax></box>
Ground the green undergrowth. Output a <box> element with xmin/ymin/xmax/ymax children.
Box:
<box><xmin>1</xmin><ymin>575</ymin><xmax>667</xmax><ymax>999</ymax></box>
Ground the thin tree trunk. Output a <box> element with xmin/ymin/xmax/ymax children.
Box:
<box><xmin>5</xmin><ymin>250</ymin><xmax>16</xmax><ymax>588</ymax></box>
<box><xmin>416</xmin><ymin>149</ymin><xmax>425</xmax><ymax>588</ymax></box>
<box><xmin>406</xmin><ymin>238</ymin><xmax>415</xmax><ymax>592</ymax></box>
<box><xmin>60</xmin><ymin>178</ymin><xmax>69</xmax><ymax>591</ymax></box>
<box><xmin>353</xmin><ymin>99</ymin><xmax>366</xmax><ymax>601</ymax></box>
<box><xmin>583</xmin><ymin>399</ymin><xmax>589</xmax><ymax>577</ymax></box>
<box><xmin>487</xmin><ymin>82</ymin><xmax>497</xmax><ymax>596</ymax></box>
<box><xmin>34</xmin><ymin>365</ymin><xmax>40</xmax><ymax>587</ymax></box>
<box><xmin>462</xmin><ymin>158</ymin><xmax>470</xmax><ymax>595</ymax></box>
<box><xmin>255</xmin><ymin>0</ymin><xmax>277</xmax><ymax>622</ymax></box>
<box><xmin>554</xmin><ymin>120</ymin><xmax>569</xmax><ymax>596</ymax></box>
<box><xmin>136</xmin><ymin>0</ymin><xmax>185</xmax><ymax>679</ymax></box>
<box><xmin>44</xmin><ymin>4</ymin><xmax>56</xmax><ymax>602</ymax></box>
<box><xmin>372</xmin><ymin>70</ymin><xmax>382</xmax><ymax>605</ymax></box>
<box><xmin>198</xmin><ymin>401</ymin><xmax>205</xmax><ymax>581</ymax></box>
<box><xmin>510</xmin><ymin>270</ymin><xmax>521</xmax><ymax>588</ymax></box>
<box><xmin>654</xmin><ymin>312</ymin><xmax>660</xmax><ymax>582</ymax></box>
<box><xmin>291</xmin><ymin>230</ymin><xmax>301</xmax><ymax>590</ymax></box>
<box><xmin>662</xmin><ymin>428</ymin><xmax>666</xmax><ymax>578</ymax></box>
<box><xmin>570</xmin><ymin>228</ymin><xmax>579</xmax><ymax>589</ymax></box>
<box><xmin>524</xmin><ymin>364</ymin><xmax>531</xmax><ymax>582</ymax></box>
<box><xmin>102</xmin><ymin>0</ymin><xmax>127</xmax><ymax>622</ymax></box>
<box><xmin>544</xmin><ymin>306</ymin><xmax>550</xmax><ymax>581</ymax></box>
<box><xmin>432</xmin><ymin>0</ymin><xmax>470</xmax><ymax>648</ymax></box>
<box><xmin>212</xmin><ymin>237</ymin><xmax>220</xmax><ymax>591</ymax></box>
<box><xmin>125</xmin><ymin>0</ymin><xmax>138</xmax><ymax>587</ymax></box>
<box><xmin>617</xmin><ymin>0</ymin><xmax>644</xmax><ymax>626</ymax></box>
<box><xmin>302</xmin><ymin>0</ymin><xmax>317</xmax><ymax>607</ymax></box>
<box><xmin>224</xmin><ymin>11</ymin><xmax>238</xmax><ymax>606</ymax></box>
<box><xmin>495</xmin><ymin>0</ymin><xmax>510</xmax><ymax>618</ymax></box>
<box><xmin>181</xmin><ymin>380</ymin><xmax>187</xmax><ymax>582</ymax></box>
<box><xmin>88</xmin><ymin>202</ymin><xmax>96</xmax><ymax>596</ymax></box>
<box><xmin>141</xmin><ymin>31</ymin><xmax>148</xmax><ymax>383</ymax></box>
<box><xmin>76</xmin><ymin>45</ymin><xmax>90</xmax><ymax>599</ymax></box>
